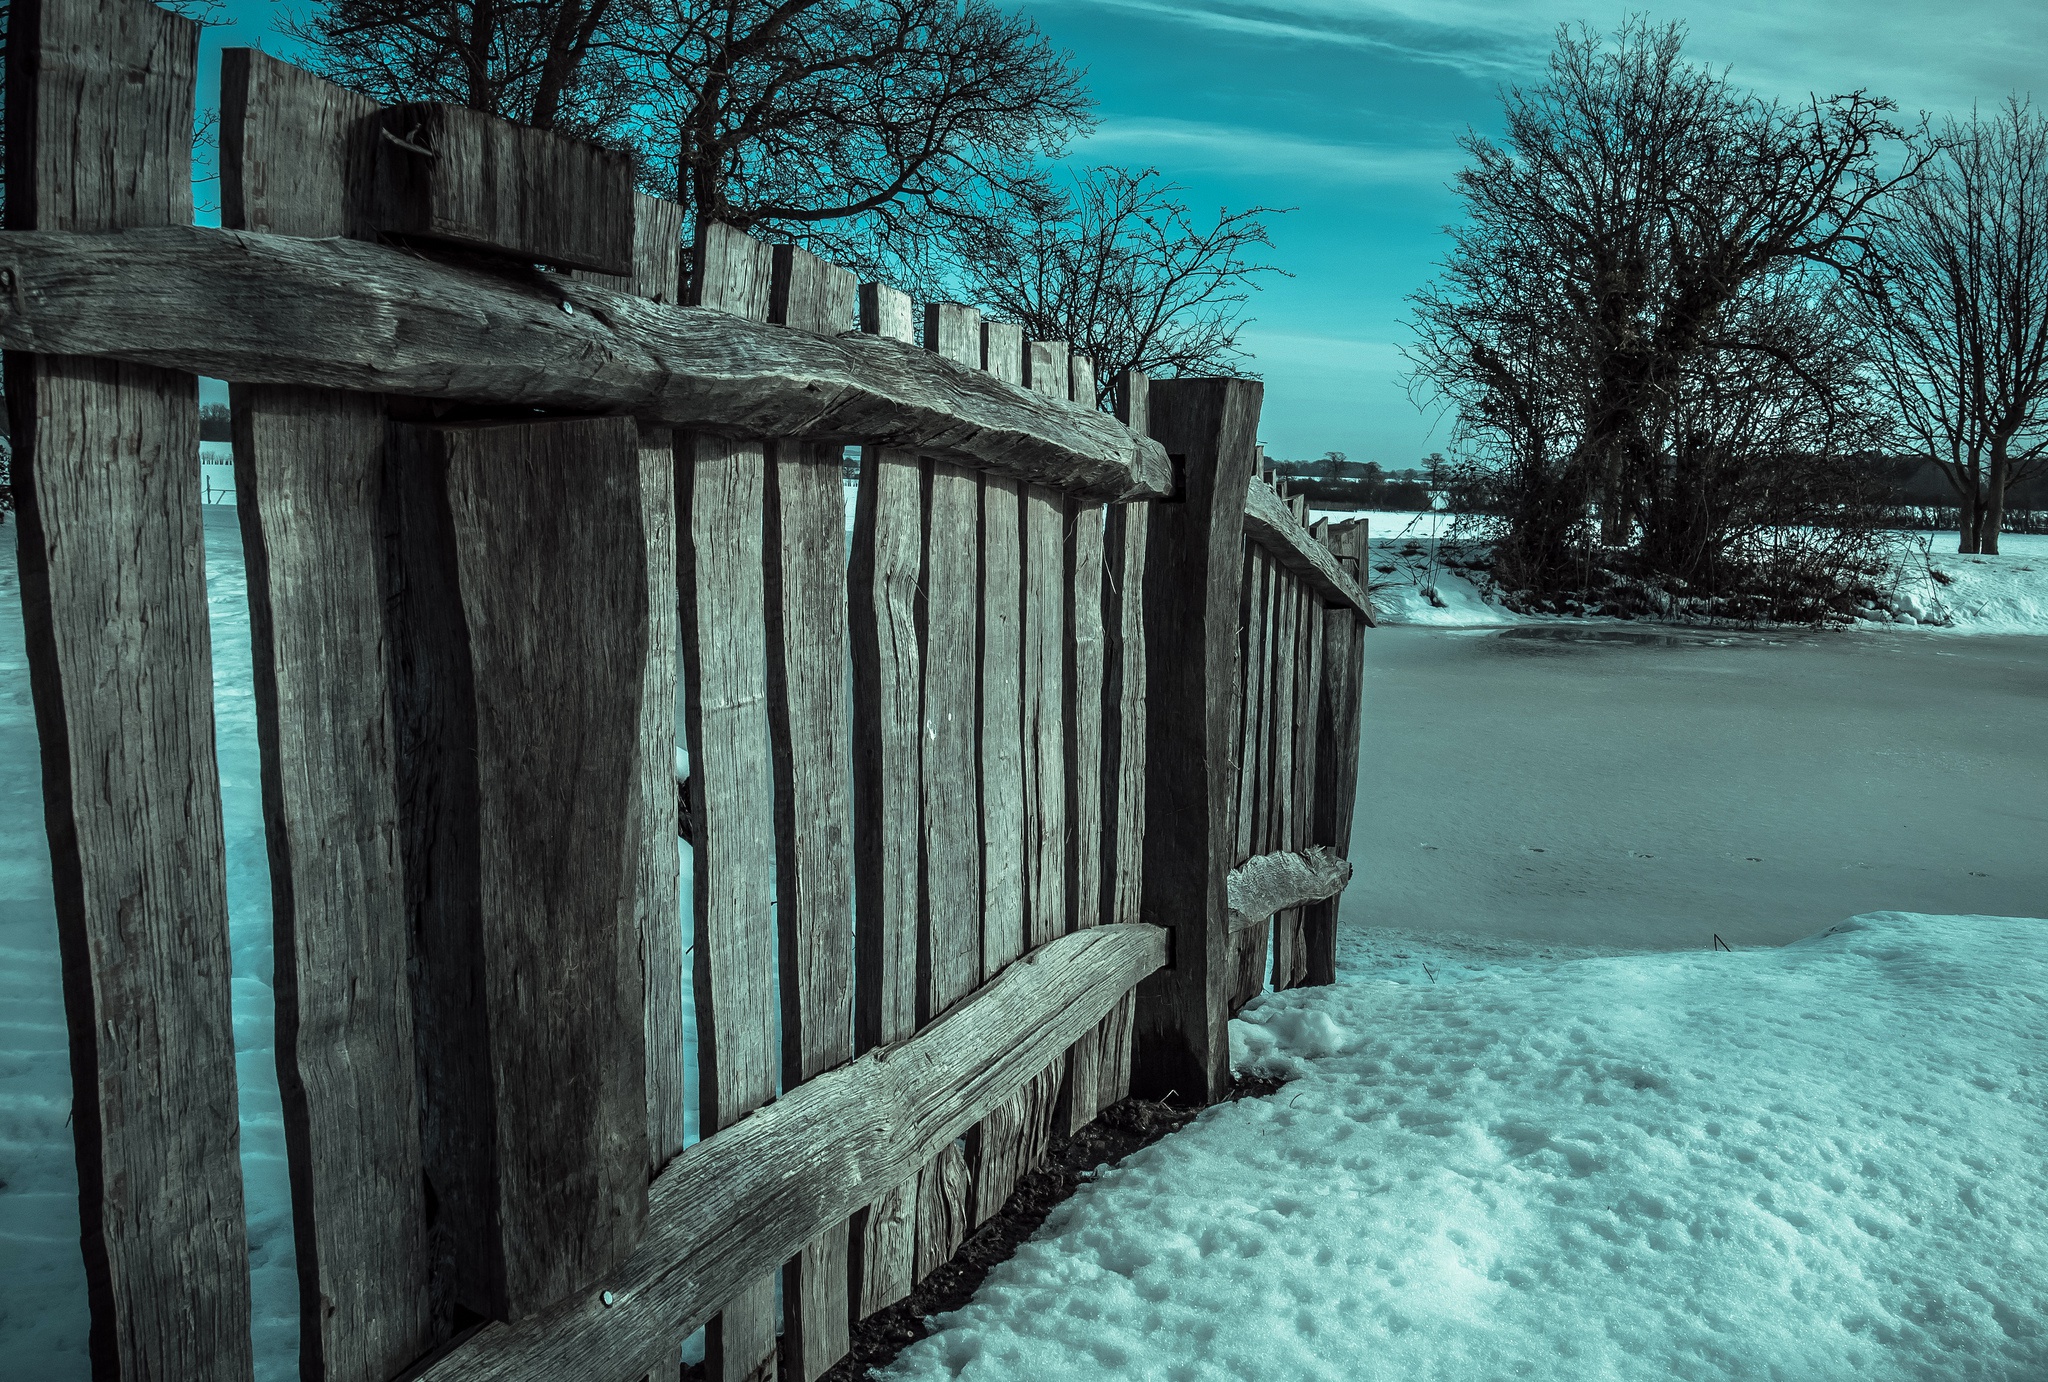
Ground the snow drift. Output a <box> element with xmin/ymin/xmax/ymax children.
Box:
<box><xmin>886</xmin><ymin>914</ymin><xmax>2048</xmax><ymax>1381</ymax></box>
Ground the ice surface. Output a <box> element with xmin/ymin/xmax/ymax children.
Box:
<box><xmin>1356</xmin><ymin>625</ymin><xmax>2048</xmax><ymax>949</ymax></box>
<box><xmin>886</xmin><ymin>914</ymin><xmax>2048</xmax><ymax>1382</ymax></box>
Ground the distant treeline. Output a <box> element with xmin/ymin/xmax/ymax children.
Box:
<box><xmin>1267</xmin><ymin>452</ymin><xmax>2048</xmax><ymax>521</ymax></box>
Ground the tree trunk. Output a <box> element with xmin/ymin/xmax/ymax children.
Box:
<box><xmin>1985</xmin><ymin>439</ymin><xmax>2011</xmax><ymax>556</ymax></box>
<box><xmin>1957</xmin><ymin>458</ymin><xmax>1983</xmax><ymax>554</ymax></box>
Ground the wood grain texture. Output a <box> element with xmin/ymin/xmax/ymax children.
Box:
<box><xmin>681</xmin><ymin>223</ymin><xmax>780</xmax><ymax>1382</ymax></box>
<box><xmin>370</xmin><ymin>101</ymin><xmax>634</xmax><ymax>273</ymax></box>
<box><xmin>636</xmin><ymin>427</ymin><xmax>686</xmax><ymax>1177</ymax></box>
<box><xmin>388</xmin><ymin>417</ymin><xmax>651</xmax><ymax>1322</ymax></box>
<box><xmin>236</xmin><ymin>385</ymin><xmax>433</xmax><ymax>1378</ymax></box>
<box><xmin>1022</xmin><ymin>486</ymin><xmax>1067</xmax><ymax>952</ymax></box>
<box><xmin>978</xmin><ymin>470</ymin><xmax>1026</xmax><ymax>981</ymax></box>
<box><xmin>914</xmin><ymin>1140</ymin><xmax>974</xmax><ymax>1281</ymax></box>
<box><xmin>414</xmin><ymin>924</ymin><xmax>1168</xmax><ymax>1381</ymax></box>
<box><xmin>1226</xmin><ymin>847</ymin><xmax>1353</xmax><ymax>934</ymax></box>
<box><xmin>218</xmin><ymin>46</ymin><xmax>439</xmax><ymax>1381</ymax></box>
<box><xmin>580</xmin><ymin>193</ymin><xmax>684</xmax><ymax>304</ymax></box>
<box><xmin>1233</xmin><ymin>547</ymin><xmax>1267</xmax><ymax>867</ymax></box>
<box><xmin>850</xmin><ymin>284</ymin><xmax>923</xmax><ymax>1323</ymax></box>
<box><xmin>1059</xmin><ymin>497</ymin><xmax>1107</xmax><ymax>1135</ymax></box>
<box><xmin>1132</xmin><ymin>379</ymin><xmax>1262</xmax><ymax>1105</ymax></box>
<box><xmin>1241</xmin><ymin>477</ymin><xmax>1374</xmax><ymax>617</ymax></box>
<box><xmin>0</xmin><ymin>226</ymin><xmax>1174</xmax><ymax>500</ymax></box>
<box><xmin>1026</xmin><ymin>339</ymin><xmax>1069</xmax><ymax>401</ymax></box>
<box><xmin>1278</xmin><ymin>517</ymin><xmax>1326</xmax><ymax>990</ymax></box>
<box><xmin>919</xmin><ymin>303</ymin><xmax>984</xmax><ymax>1022</ymax></box>
<box><xmin>1304</xmin><ymin>519</ymin><xmax>1369</xmax><ymax>987</ymax></box>
<box><xmin>220</xmin><ymin>47</ymin><xmax>379</xmax><ymax>239</ymax></box>
<box><xmin>767</xmin><ymin>243</ymin><xmax>858</xmax><ymax>1382</ymax></box>
<box><xmin>4</xmin><ymin>1</ymin><xmax>252</xmax><ymax>1375</ymax></box>
<box><xmin>970</xmin><ymin>1055</ymin><xmax>1065</xmax><ymax>1225</ymax></box>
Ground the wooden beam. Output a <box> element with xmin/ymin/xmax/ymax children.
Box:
<box><xmin>4</xmin><ymin>0</ymin><xmax>254</xmax><ymax>1375</ymax></box>
<box><xmin>1226</xmin><ymin>847</ymin><xmax>1354</xmax><ymax>934</ymax></box>
<box><xmin>0</xmin><ymin>225</ymin><xmax>1172</xmax><ymax>501</ymax></box>
<box><xmin>410</xmin><ymin>923</ymin><xmax>1168</xmax><ymax>1382</ymax></box>
<box><xmin>1242</xmin><ymin>477</ymin><xmax>1375</xmax><ymax>619</ymax></box>
<box><xmin>1132</xmin><ymin>378</ymin><xmax>1262</xmax><ymax>1105</ymax></box>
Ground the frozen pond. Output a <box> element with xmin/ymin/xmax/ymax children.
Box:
<box><xmin>1348</xmin><ymin>624</ymin><xmax>2048</xmax><ymax>949</ymax></box>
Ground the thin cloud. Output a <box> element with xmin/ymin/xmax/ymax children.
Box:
<box><xmin>1045</xmin><ymin>0</ymin><xmax>2047</xmax><ymax>112</ymax></box>
<box><xmin>1084</xmin><ymin>117</ymin><xmax>1462</xmax><ymax>189</ymax></box>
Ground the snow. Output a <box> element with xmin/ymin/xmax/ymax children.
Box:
<box><xmin>886</xmin><ymin>914</ymin><xmax>2048</xmax><ymax>1382</ymax></box>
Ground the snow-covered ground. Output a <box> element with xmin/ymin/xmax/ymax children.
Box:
<box><xmin>1341</xmin><ymin>509</ymin><xmax>2048</xmax><ymax>635</ymax></box>
<box><xmin>886</xmin><ymin>913</ymin><xmax>2048</xmax><ymax>1381</ymax></box>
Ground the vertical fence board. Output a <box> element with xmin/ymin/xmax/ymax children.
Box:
<box><xmin>4</xmin><ymin>0</ymin><xmax>255</xmax><ymax>1374</ymax></box>
<box><xmin>1305</xmin><ymin>519</ymin><xmax>1369</xmax><ymax>987</ymax></box>
<box><xmin>1278</xmin><ymin>516</ymin><xmax>1327</xmax><ymax>990</ymax></box>
<box><xmin>389</xmin><ymin>416</ymin><xmax>651</xmax><ymax>1322</ymax></box>
<box><xmin>1059</xmin><ymin>496</ymin><xmax>1106</xmax><ymax>1135</ymax></box>
<box><xmin>907</xmin><ymin>304</ymin><xmax>987</xmax><ymax>1279</ymax></box>
<box><xmin>218</xmin><ymin>47</ymin><xmax>437</xmax><ymax>1380</ymax></box>
<box><xmin>1233</xmin><ymin>546</ymin><xmax>1267</xmax><ymax>867</ymax></box>
<box><xmin>919</xmin><ymin>303</ymin><xmax>985</xmax><ymax>1023</ymax></box>
<box><xmin>978</xmin><ymin>319</ymin><xmax>1028</xmax><ymax>978</ymax></box>
<box><xmin>684</xmin><ymin>223</ymin><xmax>780</xmax><ymax>1382</ymax></box>
<box><xmin>1133</xmin><ymin>379</ymin><xmax>1261</xmax><ymax>1104</ymax></box>
<box><xmin>768</xmin><ymin>245</ymin><xmax>858</xmax><ymax>1381</ymax></box>
<box><xmin>849</xmin><ymin>281</ymin><xmax>922</xmax><ymax>1318</ymax></box>
<box><xmin>1095</xmin><ymin>378</ymin><xmax>1149</xmax><ymax>1116</ymax></box>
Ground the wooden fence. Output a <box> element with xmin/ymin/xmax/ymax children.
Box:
<box><xmin>0</xmin><ymin>0</ymin><xmax>1370</xmax><ymax>1377</ymax></box>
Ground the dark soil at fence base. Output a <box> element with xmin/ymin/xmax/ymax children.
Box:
<box><xmin>676</xmin><ymin>1076</ymin><xmax>1288</xmax><ymax>1382</ymax></box>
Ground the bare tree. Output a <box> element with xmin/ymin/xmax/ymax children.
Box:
<box><xmin>1855</xmin><ymin>100</ymin><xmax>2048</xmax><ymax>554</ymax></box>
<box><xmin>281</xmin><ymin>0</ymin><xmax>636</xmax><ymax>134</ymax></box>
<box><xmin>952</xmin><ymin>166</ymin><xmax>1286</xmax><ymax>415</ymax></box>
<box><xmin>619</xmin><ymin>0</ymin><xmax>1088</xmax><ymax>281</ymax></box>
<box><xmin>1406</xmin><ymin>20</ymin><xmax>1916</xmax><ymax>607</ymax></box>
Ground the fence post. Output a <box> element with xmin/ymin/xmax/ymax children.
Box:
<box><xmin>1131</xmin><ymin>379</ymin><xmax>1262</xmax><ymax>1104</ymax></box>
<box><xmin>1304</xmin><ymin>518</ymin><xmax>1369</xmax><ymax>986</ymax></box>
<box><xmin>5</xmin><ymin>0</ymin><xmax>255</xmax><ymax>1374</ymax></box>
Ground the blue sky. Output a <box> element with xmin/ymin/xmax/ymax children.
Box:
<box><xmin>198</xmin><ymin>0</ymin><xmax>2047</xmax><ymax>462</ymax></box>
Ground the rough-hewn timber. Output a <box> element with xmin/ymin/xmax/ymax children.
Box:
<box><xmin>0</xmin><ymin>226</ymin><xmax>1172</xmax><ymax>499</ymax></box>
<box><xmin>5</xmin><ymin>0</ymin><xmax>253</xmax><ymax>1374</ymax></box>
<box><xmin>1242</xmin><ymin>476</ymin><xmax>1374</xmax><ymax>618</ymax></box>
<box><xmin>1226</xmin><ymin>847</ymin><xmax>1354</xmax><ymax>934</ymax></box>
<box><xmin>412</xmin><ymin>924</ymin><xmax>1168</xmax><ymax>1381</ymax></box>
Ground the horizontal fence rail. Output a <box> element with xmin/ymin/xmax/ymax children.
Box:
<box><xmin>0</xmin><ymin>227</ymin><xmax>1171</xmax><ymax>501</ymax></box>
<box><xmin>0</xmin><ymin>1</ymin><xmax>1369</xmax><ymax>1377</ymax></box>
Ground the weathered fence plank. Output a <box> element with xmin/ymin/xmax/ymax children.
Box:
<box><xmin>370</xmin><ymin>101</ymin><xmax>635</xmax><ymax>273</ymax></box>
<box><xmin>220</xmin><ymin>47</ymin><xmax>437</xmax><ymax>1380</ymax></box>
<box><xmin>766</xmin><ymin>243</ymin><xmax>859</xmax><ymax>1382</ymax></box>
<box><xmin>387</xmin><ymin>416</ymin><xmax>650</xmax><ymax>1322</ymax></box>
<box><xmin>1133</xmin><ymin>379</ymin><xmax>1262</xmax><ymax>1103</ymax></box>
<box><xmin>1059</xmin><ymin>494</ymin><xmax>1106</xmax><ymax>1135</ymax></box>
<box><xmin>4</xmin><ymin>0</ymin><xmax>254</xmax><ymax>1374</ymax></box>
<box><xmin>681</xmin><ymin>222</ymin><xmax>780</xmax><ymax>1382</ymax></box>
<box><xmin>0</xmin><ymin>226</ymin><xmax>1174</xmax><ymax>500</ymax></box>
<box><xmin>1102</xmin><ymin>371</ymin><xmax>1151</xmax><ymax>938</ymax></box>
<box><xmin>1279</xmin><ymin>509</ymin><xmax>1326</xmax><ymax>989</ymax></box>
<box><xmin>414</xmin><ymin>923</ymin><xmax>1166</xmax><ymax>1382</ymax></box>
<box><xmin>920</xmin><ymin>302</ymin><xmax>986</xmax><ymax>1025</ymax></box>
<box><xmin>1305</xmin><ymin>519</ymin><xmax>1370</xmax><ymax>986</ymax></box>
<box><xmin>1234</xmin><ymin>545</ymin><xmax>1269</xmax><ymax>867</ymax></box>
<box><xmin>978</xmin><ymin>318</ymin><xmax>1029</xmax><ymax>980</ymax></box>
<box><xmin>850</xmin><ymin>280</ymin><xmax>923</xmax><ymax>1317</ymax></box>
